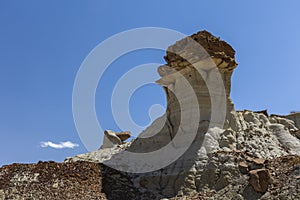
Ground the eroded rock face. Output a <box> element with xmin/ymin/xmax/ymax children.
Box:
<box><xmin>2</xmin><ymin>155</ymin><xmax>299</xmax><ymax>200</ymax></box>
<box><xmin>157</xmin><ymin>30</ymin><xmax>237</xmax><ymax>127</ymax></box>
<box><xmin>2</xmin><ymin>30</ymin><xmax>300</xmax><ymax>200</ymax></box>
<box><xmin>64</xmin><ymin>31</ymin><xmax>300</xmax><ymax>199</ymax></box>
<box><xmin>115</xmin><ymin>31</ymin><xmax>239</xmax><ymax>166</ymax></box>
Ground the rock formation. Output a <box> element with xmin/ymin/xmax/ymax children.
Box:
<box><xmin>157</xmin><ymin>30</ymin><xmax>237</xmax><ymax>127</ymax></box>
<box><xmin>1</xmin><ymin>30</ymin><xmax>300</xmax><ymax>200</ymax></box>
<box><xmin>100</xmin><ymin>130</ymin><xmax>131</xmax><ymax>149</ymax></box>
<box><xmin>64</xmin><ymin>31</ymin><xmax>300</xmax><ymax>199</ymax></box>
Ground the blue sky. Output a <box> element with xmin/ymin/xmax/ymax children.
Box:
<box><xmin>1</xmin><ymin>0</ymin><xmax>300</xmax><ymax>166</ymax></box>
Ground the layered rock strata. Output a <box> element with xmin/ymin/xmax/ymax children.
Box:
<box><xmin>157</xmin><ymin>30</ymin><xmax>237</xmax><ymax>128</ymax></box>
<box><xmin>119</xmin><ymin>31</ymin><xmax>239</xmax><ymax>154</ymax></box>
<box><xmin>2</xmin><ymin>30</ymin><xmax>299</xmax><ymax>200</ymax></box>
<box><xmin>64</xmin><ymin>31</ymin><xmax>300</xmax><ymax>199</ymax></box>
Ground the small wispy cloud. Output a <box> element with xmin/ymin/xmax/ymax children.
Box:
<box><xmin>40</xmin><ymin>141</ymin><xmax>79</xmax><ymax>149</ymax></box>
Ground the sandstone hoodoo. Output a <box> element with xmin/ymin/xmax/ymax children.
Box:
<box><xmin>157</xmin><ymin>30</ymin><xmax>237</xmax><ymax>128</ymax></box>
<box><xmin>100</xmin><ymin>130</ymin><xmax>131</xmax><ymax>149</ymax></box>
<box><xmin>65</xmin><ymin>30</ymin><xmax>300</xmax><ymax>199</ymax></box>
<box><xmin>1</xmin><ymin>30</ymin><xmax>300</xmax><ymax>200</ymax></box>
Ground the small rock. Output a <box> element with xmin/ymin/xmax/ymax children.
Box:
<box><xmin>101</xmin><ymin>130</ymin><xmax>122</xmax><ymax>149</ymax></box>
<box><xmin>246</xmin><ymin>157</ymin><xmax>253</xmax><ymax>162</ymax></box>
<box><xmin>116</xmin><ymin>131</ymin><xmax>131</xmax><ymax>141</ymax></box>
<box><xmin>52</xmin><ymin>182</ymin><xmax>59</xmax><ymax>188</ymax></box>
<box><xmin>253</xmin><ymin>158</ymin><xmax>265</xmax><ymax>165</ymax></box>
<box><xmin>249</xmin><ymin>169</ymin><xmax>272</xmax><ymax>193</ymax></box>
<box><xmin>249</xmin><ymin>158</ymin><xmax>265</xmax><ymax>170</ymax></box>
<box><xmin>238</xmin><ymin>162</ymin><xmax>249</xmax><ymax>174</ymax></box>
<box><xmin>0</xmin><ymin>190</ymin><xmax>5</xmax><ymax>199</ymax></box>
<box><xmin>232</xmin><ymin>194</ymin><xmax>244</xmax><ymax>200</ymax></box>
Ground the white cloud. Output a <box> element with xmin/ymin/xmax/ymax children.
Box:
<box><xmin>40</xmin><ymin>141</ymin><xmax>79</xmax><ymax>149</ymax></box>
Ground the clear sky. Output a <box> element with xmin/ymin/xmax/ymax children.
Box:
<box><xmin>1</xmin><ymin>0</ymin><xmax>300</xmax><ymax>166</ymax></box>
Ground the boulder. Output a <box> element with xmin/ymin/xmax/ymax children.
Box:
<box><xmin>115</xmin><ymin>131</ymin><xmax>131</xmax><ymax>141</ymax></box>
<box><xmin>100</xmin><ymin>130</ymin><xmax>122</xmax><ymax>149</ymax></box>
<box><xmin>238</xmin><ymin>162</ymin><xmax>249</xmax><ymax>174</ymax></box>
<box><xmin>249</xmin><ymin>158</ymin><xmax>265</xmax><ymax>170</ymax></box>
<box><xmin>249</xmin><ymin>169</ymin><xmax>272</xmax><ymax>193</ymax></box>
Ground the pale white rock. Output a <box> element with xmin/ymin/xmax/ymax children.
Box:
<box><xmin>0</xmin><ymin>190</ymin><xmax>5</xmax><ymax>200</ymax></box>
<box><xmin>285</xmin><ymin>112</ymin><xmax>300</xmax><ymax>128</ymax></box>
<box><xmin>271</xmin><ymin>116</ymin><xmax>298</xmax><ymax>131</ymax></box>
<box><xmin>243</xmin><ymin>111</ymin><xmax>260</xmax><ymax>126</ymax></box>
<box><xmin>100</xmin><ymin>130</ymin><xmax>122</xmax><ymax>149</ymax></box>
<box><xmin>258</xmin><ymin>113</ymin><xmax>270</xmax><ymax>125</ymax></box>
<box><xmin>202</xmin><ymin>127</ymin><xmax>224</xmax><ymax>153</ymax></box>
<box><xmin>64</xmin><ymin>144</ymin><xmax>127</xmax><ymax>163</ymax></box>
<box><xmin>267</xmin><ymin>124</ymin><xmax>300</xmax><ymax>155</ymax></box>
<box><xmin>52</xmin><ymin>182</ymin><xmax>59</xmax><ymax>188</ymax></box>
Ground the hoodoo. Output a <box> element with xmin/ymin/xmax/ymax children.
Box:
<box><xmin>1</xmin><ymin>30</ymin><xmax>300</xmax><ymax>200</ymax></box>
<box><xmin>66</xmin><ymin>30</ymin><xmax>300</xmax><ymax>198</ymax></box>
